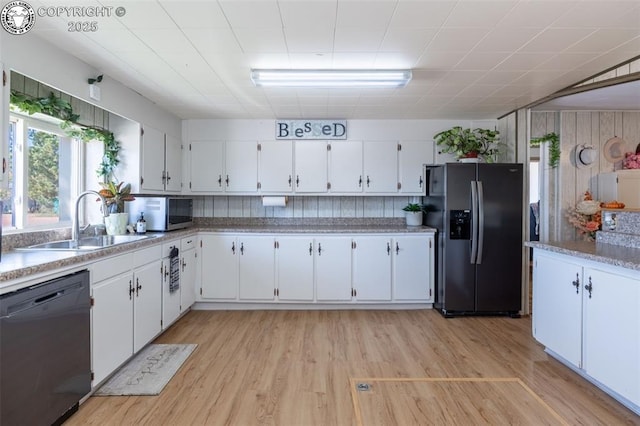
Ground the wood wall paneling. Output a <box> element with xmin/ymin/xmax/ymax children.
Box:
<box><xmin>536</xmin><ymin>110</ymin><xmax>640</xmax><ymax>242</ymax></box>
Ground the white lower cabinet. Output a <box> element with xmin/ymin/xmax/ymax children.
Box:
<box><xmin>532</xmin><ymin>252</ymin><xmax>583</xmax><ymax>367</ymax></box>
<box><xmin>315</xmin><ymin>237</ymin><xmax>353</xmax><ymax>301</ymax></box>
<box><xmin>352</xmin><ymin>236</ymin><xmax>392</xmax><ymax>301</ymax></box>
<box><xmin>393</xmin><ymin>235</ymin><xmax>434</xmax><ymax>302</ymax></box>
<box><xmin>199</xmin><ymin>232</ymin><xmax>434</xmax><ymax>305</ymax></box>
<box><xmin>200</xmin><ymin>234</ymin><xmax>239</xmax><ymax>300</ymax></box>
<box><xmin>180</xmin><ymin>237</ymin><xmax>197</xmax><ymax>310</ymax></box>
<box><xmin>582</xmin><ymin>267</ymin><xmax>640</xmax><ymax>406</ymax></box>
<box><xmin>133</xmin><ymin>257</ymin><xmax>162</xmax><ymax>353</ymax></box>
<box><xmin>276</xmin><ymin>236</ymin><xmax>314</xmax><ymax>301</ymax></box>
<box><xmin>238</xmin><ymin>236</ymin><xmax>276</xmax><ymax>300</ymax></box>
<box><xmin>161</xmin><ymin>239</ymin><xmax>181</xmax><ymax>330</ymax></box>
<box><xmin>533</xmin><ymin>249</ymin><xmax>640</xmax><ymax>408</ymax></box>
<box><xmin>92</xmin><ymin>269</ymin><xmax>134</xmax><ymax>386</ymax></box>
<box><xmin>91</xmin><ymin>245</ymin><xmax>162</xmax><ymax>385</ymax></box>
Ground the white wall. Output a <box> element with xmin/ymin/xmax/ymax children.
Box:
<box><xmin>1</xmin><ymin>33</ymin><xmax>181</xmax><ymax>138</ymax></box>
<box><xmin>184</xmin><ymin>118</ymin><xmax>495</xmax><ymax>143</ymax></box>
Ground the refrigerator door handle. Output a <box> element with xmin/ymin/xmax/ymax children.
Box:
<box><xmin>470</xmin><ymin>181</ymin><xmax>478</xmax><ymax>264</ymax></box>
<box><xmin>477</xmin><ymin>181</ymin><xmax>485</xmax><ymax>264</ymax></box>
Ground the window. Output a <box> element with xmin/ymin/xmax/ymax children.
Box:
<box><xmin>4</xmin><ymin>113</ymin><xmax>82</xmax><ymax>230</ymax></box>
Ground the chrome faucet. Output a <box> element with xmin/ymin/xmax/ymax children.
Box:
<box><xmin>72</xmin><ymin>190</ymin><xmax>109</xmax><ymax>244</ymax></box>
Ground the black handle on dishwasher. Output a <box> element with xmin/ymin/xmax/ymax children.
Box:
<box><xmin>34</xmin><ymin>291</ymin><xmax>61</xmax><ymax>304</ymax></box>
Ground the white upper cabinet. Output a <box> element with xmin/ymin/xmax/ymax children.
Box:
<box><xmin>260</xmin><ymin>140</ymin><xmax>293</xmax><ymax>193</ymax></box>
<box><xmin>140</xmin><ymin>125</ymin><xmax>166</xmax><ymax>191</ymax></box>
<box><xmin>294</xmin><ymin>141</ymin><xmax>328</xmax><ymax>192</ymax></box>
<box><xmin>399</xmin><ymin>141</ymin><xmax>433</xmax><ymax>194</ymax></box>
<box><xmin>140</xmin><ymin>125</ymin><xmax>182</xmax><ymax>193</ymax></box>
<box><xmin>225</xmin><ymin>141</ymin><xmax>258</xmax><ymax>192</ymax></box>
<box><xmin>363</xmin><ymin>141</ymin><xmax>398</xmax><ymax>193</ymax></box>
<box><xmin>164</xmin><ymin>134</ymin><xmax>182</xmax><ymax>192</ymax></box>
<box><xmin>329</xmin><ymin>141</ymin><xmax>363</xmax><ymax>193</ymax></box>
<box><xmin>188</xmin><ymin>140</ymin><xmax>224</xmax><ymax>193</ymax></box>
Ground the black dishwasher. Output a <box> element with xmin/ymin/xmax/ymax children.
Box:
<box><xmin>0</xmin><ymin>269</ymin><xmax>91</xmax><ymax>426</ymax></box>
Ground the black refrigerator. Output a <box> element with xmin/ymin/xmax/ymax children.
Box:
<box><xmin>424</xmin><ymin>163</ymin><xmax>523</xmax><ymax>317</ymax></box>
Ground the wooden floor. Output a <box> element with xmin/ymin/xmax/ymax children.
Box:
<box><xmin>67</xmin><ymin>310</ymin><xmax>639</xmax><ymax>425</ymax></box>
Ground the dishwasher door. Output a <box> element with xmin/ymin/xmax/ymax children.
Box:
<box><xmin>0</xmin><ymin>269</ymin><xmax>91</xmax><ymax>426</ymax></box>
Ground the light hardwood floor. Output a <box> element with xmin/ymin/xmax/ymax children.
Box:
<box><xmin>67</xmin><ymin>310</ymin><xmax>639</xmax><ymax>425</ymax></box>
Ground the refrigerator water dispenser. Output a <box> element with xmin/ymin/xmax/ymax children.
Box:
<box><xmin>449</xmin><ymin>210</ymin><xmax>471</xmax><ymax>240</ymax></box>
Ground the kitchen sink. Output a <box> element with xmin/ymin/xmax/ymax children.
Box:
<box><xmin>18</xmin><ymin>235</ymin><xmax>151</xmax><ymax>251</ymax></box>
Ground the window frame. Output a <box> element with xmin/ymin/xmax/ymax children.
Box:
<box><xmin>6</xmin><ymin>111</ymin><xmax>84</xmax><ymax>232</ymax></box>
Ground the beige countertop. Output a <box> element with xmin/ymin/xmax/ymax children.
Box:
<box><xmin>526</xmin><ymin>240</ymin><xmax>640</xmax><ymax>271</ymax></box>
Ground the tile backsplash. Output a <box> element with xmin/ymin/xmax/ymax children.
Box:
<box><xmin>193</xmin><ymin>196</ymin><xmax>416</xmax><ymax>219</ymax></box>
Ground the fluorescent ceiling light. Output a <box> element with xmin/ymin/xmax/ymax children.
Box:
<box><xmin>250</xmin><ymin>69</ymin><xmax>412</xmax><ymax>88</ymax></box>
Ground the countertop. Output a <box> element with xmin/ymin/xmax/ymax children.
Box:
<box><xmin>526</xmin><ymin>240</ymin><xmax>640</xmax><ymax>271</ymax></box>
<box><xmin>0</xmin><ymin>223</ymin><xmax>436</xmax><ymax>288</ymax></box>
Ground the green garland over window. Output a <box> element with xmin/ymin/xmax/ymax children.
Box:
<box><xmin>530</xmin><ymin>132</ymin><xmax>560</xmax><ymax>168</ymax></box>
<box><xmin>10</xmin><ymin>90</ymin><xmax>119</xmax><ymax>181</ymax></box>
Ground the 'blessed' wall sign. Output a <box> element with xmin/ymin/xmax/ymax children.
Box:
<box><xmin>276</xmin><ymin>120</ymin><xmax>347</xmax><ymax>140</ymax></box>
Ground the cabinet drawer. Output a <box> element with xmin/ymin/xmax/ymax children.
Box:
<box><xmin>134</xmin><ymin>245</ymin><xmax>162</xmax><ymax>268</ymax></box>
<box><xmin>91</xmin><ymin>254</ymin><xmax>132</xmax><ymax>283</ymax></box>
<box><xmin>161</xmin><ymin>239</ymin><xmax>181</xmax><ymax>258</ymax></box>
<box><xmin>181</xmin><ymin>236</ymin><xmax>196</xmax><ymax>251</ymax></box>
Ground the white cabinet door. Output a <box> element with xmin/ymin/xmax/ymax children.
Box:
<box><xmin>238</xmin><ymin>236</ymin><xmax>276</xmax><ymax>300</ymax></box>
<box><xmin>181</xmin><ymin>248</ymin><xmax>197</xmax><ymax>310</ymax></box>
<box><xmin>189</xmin><ymin>141</ymin><xmax>225</xmax><ymax>193</ymax></box>
<box><xmin>133</xmin><ymin>260</ymin><xmax>162</xmax><ymax>352</ymax></box>
<box><xmin>399</xmin><ymin>141</ymin><xmax>432</xmax><ymax>194</ymax></box>
<box><xmin>161</xmin><ymin>256</ymin><xmax>181</xmax><ymax>330</ymax></box>
<box><xmin>276</xmin><ymin>237</ymin><xmax>314</xmax><ymax>301</ymax></box>
<box><xmin>329</xmin><ymin>141</ymin><xmax>363</xmax><ymax>193</ymax></box>
<box><xmin>92</xmin><ymin>274</ymin><xmax>133</xmax><ymax>385</ymax></box>
<box><xmin>225</xmin><ymin>141</ymin><xmax>258</xmax><ymax>192</ymax></box>
<box><xmin>393</xmin><ymin>235</ymin><xmax>433</xmax><ymax>301</ymax></box>
<box><xmin>353</xmin><ymin>236</ymin><xmax>392</xmax><ymax>301</ymax></box>
<box><xmin>315</xmin><ymin>237</ymin><xmax>352</xmax><ymax>301</ymax></box>
<box><xmin>294</xmin><ymin>141</ymin><xmax>328</xmax><ymax>192</ymax></box>
<box><xmin>583</xmin><ymin>267</ymin><xmax>640</xmax><ymax>406</ymax></box>
<box><xmin>200</xmin><ymin>234</ymin><xmax>238</xmax><ymax>300</ymax></box>
<box><xmin>260</xmin><ymin>140</ymin><xmax>293</xmax><ymax>193</ymax></box>
<box><xmin>532</xmin><ymin>252</ymin><xmax>583</xmax><ymax>368</ymax></box>
<box><xmin>141</xmin><ymin>125</ymin><xmax>166</xmax><ymax>191</ymax></box>
<box><xmin>363</xmin><ymin>141</ymin><xmax>398</xmax><ymax>193</ymax></box>
<box><xmin>164</xmin><ymin>134</ymin><xmax>182</xmax><ymax>192</ymax></box>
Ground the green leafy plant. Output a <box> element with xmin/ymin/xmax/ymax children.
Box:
<box><xmin>60</xmin><ymin>122</ymin><xmax>120</xmax><ymax>180</ymax></box>
<box><xmin>530</xmin><ymin>132</ymin><xmax>560</xmax><ymax>168</ymax></box>
<box><xmin>11</xmin><ymin>91</ymin><xmax>120</xmax><ymax>181</ymax></box>
<box><xmin>402</xmin><ymin>203</ymin><xmax>423</xmax><ymax>212</ymax></box>
<box><xmin>98</xmin><ymin>181</ymin><xmax>134</xmax><ymax>213</ymax></box>
<box><xmin>10</xmin><ymin>91</ymin><xmax>79</xmax><ymax>122</ymax></box>
<box><xmin>434</xmin><ymin>126</ymin><xmax>502</xmax><ymax>162</ymax></box>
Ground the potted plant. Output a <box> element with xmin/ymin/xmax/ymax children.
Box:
<box><xmin>402</xmin><ymin>203</ymin><xmax>424</xmax><ymax>226</ymax></box>
<box><xmin>98</xmin><ymin>181</ymin><xmax>134</xmax><ymax>235</ymax></box>
<box><xmin>434</xmin><ymin>126</ymin><xmax>502</xmax><ymax>162</ymax></box>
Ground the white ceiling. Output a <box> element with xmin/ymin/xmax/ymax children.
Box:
<box><xmin>28</xmin><ymin>0</ymin><xmax>640</xmax><ymax>120</ymax></box>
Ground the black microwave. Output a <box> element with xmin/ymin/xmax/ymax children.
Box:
<box><xmin>125</xmin><ymin>196</ymin><xmax>193</xmax><ymax>231</ymax></box>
